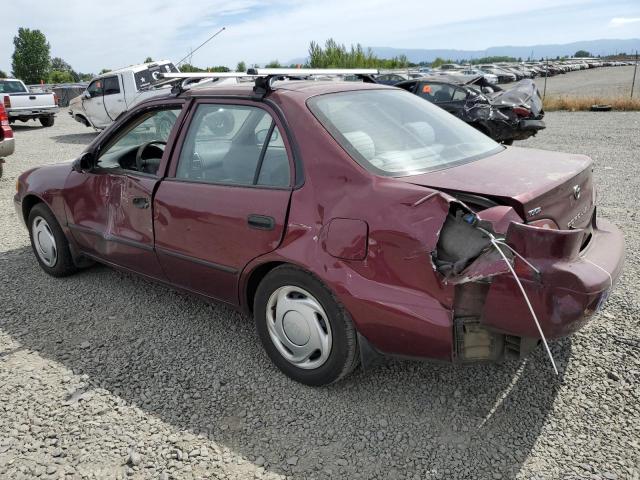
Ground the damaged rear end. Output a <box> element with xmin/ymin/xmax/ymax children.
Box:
<box><xmin>488</xmin><ymin>79</ymin><xmax>546</xmax><ymax>142</ymax></box>
<box><xmin>404</xmin><ymin>147</ymin><xmax>624</xmax><ymax>366</ymax></box>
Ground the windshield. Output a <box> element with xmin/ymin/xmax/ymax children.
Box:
<box><xmin>307</xmin><ymin>89</ymin><xmax>502</xmax><ymax>177</ymax></box>
<box><xmin>0</xmin><ymin>80</ymin><xmax>28</xmax><ymax>94</ymax></box>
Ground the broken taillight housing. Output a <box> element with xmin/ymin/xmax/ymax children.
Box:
<box><xmin>513</xmin><ymin>106</ymin><xmax>532</xmax><ymax>118</ymax></box>
<box><xmin>528</xmin><ymin>218</ymin><xmax>559</xmax><ymax>229</ymax></box>
<box><xmin>3</xmin><ymin>95</ymin><xmax>10</xmax><ymax>109</ymax></box>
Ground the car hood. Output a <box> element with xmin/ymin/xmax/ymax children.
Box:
<box><xmin>398</xmin><ymin>146</ymin><xmax>594</xmax><ymax>230</ymax></box>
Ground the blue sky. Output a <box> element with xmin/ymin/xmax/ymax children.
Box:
<box><xmin>1</xmin><ymin>0</ymin><xmax>639</xmax><ymax>74</ymax></box>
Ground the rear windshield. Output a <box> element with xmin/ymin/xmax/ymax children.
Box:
<box><xmin>0</xmin><ymin>80</ymin><xmax>28</xmax><ymax>94</ymax></box>
<box><xmin>307</xmin><ymin>89</ymin><xmax>502</xmax><ymax>177</ymax></box>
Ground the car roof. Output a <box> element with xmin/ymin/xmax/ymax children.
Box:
<box><xmin>185</xmin><ymin>80</ymin><xmax>394</xmax><ymax>100</ymax></box>
<box><xmin>98</xmin><ymin>60</ymin><xmax>174</xmax><ymax>77</ymax></box>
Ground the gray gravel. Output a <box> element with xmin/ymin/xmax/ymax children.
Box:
<box><xmin>1</xmin><ymin>113</ymin><xmax>639</xmax><ymax>479</ymax></box>
<box><xmin>504</xmin><ymin>65</ymin><xmax>639</xmax><ymax>98</ymax></box>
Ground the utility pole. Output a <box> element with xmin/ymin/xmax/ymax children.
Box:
<box><xmin>632</xmin><ymin>50</ymin><xmax>638</xmax><ymax>99</ymax></box>
<box><xmin>543</xmin><ymin>57</ymin><xmax>549</xmax><ymax>99</ymax></box>
<box><xmin>176</xmin><ymin>27</ymin><xmax>226</xmax><ymax>67</ymax></box>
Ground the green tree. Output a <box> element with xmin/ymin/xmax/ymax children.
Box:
<box><xmin>99</xmin><ymin>68</ymin><xmax>112</xmax><ymax>74</ymax></box>
<box><xmin>48</xmin><ymin>70</ymin><xmax>74</xmax><ymax>83</ymax></box>
<box><xmin>265</xmin><ymin>60</ymin><xmax>282</xmax><ymax>68</ymax></box>
<box><xmin>308</xmin><ymin>39</ymin><xmax>409</xmax><ymax>69</ymax></box>
<box><xmin>144</xmin><ymin>57</ymin><xmax>154</xmax><ymax>63</ymax></box>
<box><xmin>236</xmin><ymin>60</ymin><xmax>246</xmax><ymax>72</ymax></box>
<box><xmin>208</xmin><ymin>66</ymin><xmax>230</xmax><ymax>72</ymax></box>
<box><xmin>50</xmin><ymin>57</ymin><xmax>79</xmax><ymax>81</ymax></box>
<box><xmin>574</xmin><ymin>50</ymin><xmax>591</xmax><ymax>58</ymax></box>
<box><xmin>11</xmin><ymin>28</ymin><xmax>51</xmax><ymax>84</ymax></box>
<box><xmin>431</xmin><ymin>57</ymin><xmax>448</xmax><ymax>68</ymax></box>
<box><xmin>0</xmin><ymin>70</ymin><xmax>7</xmax><ymax>78</ymax></box>
<box><xmin>178</xmin><ymin>63</ymin><xmax>204</xmax><ymax>73</ymax></box>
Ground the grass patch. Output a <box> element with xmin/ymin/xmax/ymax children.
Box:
<box><xmin>543</xmin><ymin>96</ymin><xmax>640</xmax><ymax>111</ymax></box>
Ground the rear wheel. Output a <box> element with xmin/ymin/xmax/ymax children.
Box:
<box><xmin>28</xmin><ymin>203</ymin><xmax>77</xmax><ymax>277</ymax></box>
<box><xmin>254</xmin><ymin>266</ymin><xmax>359</xmax><ymax>385</ymax></box>
<box><xmin>40</xmin><ymin>116</ymin><xmax>55</xmax><ymax>127</ymax></box>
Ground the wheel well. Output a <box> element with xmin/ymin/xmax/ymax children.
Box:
<box><xmin>75</xmin><ymin>114</ymin><xmax>91</xmax><ymax>127</ymax></box>
<box><xmin>22</xmin><ymin>195</ymin><xmax>43</xmax><ymax>224</ymax></box>
<box><xmin>245</xmin><ymin>261</ymin><xmax>285</xmax><ymax>312</ymax></box>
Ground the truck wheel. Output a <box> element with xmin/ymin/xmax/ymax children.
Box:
<box><xmin>502</xmin><ymin>139</ymin><xmax>514</xmax><ymax>145</ymax></box>
<box><xmin>40</xmin><ymin>116</ymin><xmax>55</xmax><ymax>127</ymax></box>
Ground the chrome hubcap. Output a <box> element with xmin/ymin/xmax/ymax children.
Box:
<box><xmin>32</xmin><ymin>216</ymin><xmax>57</xmax><ymax>267</ymax></box>
<box><xmin>266</xmin><ymin>286</ymin><xmax>332</xmax><ymax>369</ymax></box>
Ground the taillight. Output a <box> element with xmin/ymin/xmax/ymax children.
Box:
<box><xmin>513</xmin><ymin>106</ymin><xmax>532</xmax><ymax>118</ymax></box>
<box><xmin>3</xmin><ymin>95</ymin><xmax>10</xmax><ymax>109</ymax></box>
<box><xmin>0</xmin><ymin>105</ymin><xmax>13</xmax><ymax>140</ymax></box>
<box><xmin>53</xmin><ymin>93</ymin><xmax>59</xmax><ymax>106</ymax></box>
<box><xmin>529</xmin><ymin>218</ymin><xmax>559</xmax><ymax>229</ymax></box>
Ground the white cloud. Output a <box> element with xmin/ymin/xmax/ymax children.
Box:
<box><xmin>608</xmin><ymin>16</ymin><xmax>640</xmax><ymax>27</ymax></box>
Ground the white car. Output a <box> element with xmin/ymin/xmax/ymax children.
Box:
<box><xmin>457</xmin><ymin>68</ymin><xmax>498</xmax><ymax>84</ymax></box>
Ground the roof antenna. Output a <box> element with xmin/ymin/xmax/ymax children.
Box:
<box><xmin>175</xmin><ymin>27</ymin><xmax>226</xmax><ymax>67</ymax></box>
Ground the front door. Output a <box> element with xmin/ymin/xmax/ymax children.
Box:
<box><xmin>65</xmin><ymin>104</ymin><xmax>184</xmax><ymax>278</ymax></box>
<box><xmin>153</xmin><ymin>100</ymin><xmax>293</xmax><ymax>304</ymax></box>
<box><xmin>82</xmin><ymin>79</ymin><xmax>108</xmax><ymax>128</ymax></box>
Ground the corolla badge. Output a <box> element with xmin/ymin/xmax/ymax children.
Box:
<box><xmin>573</xmin><ymin>185</ymin><xmax>581</xmax><ymax>200</ymax></box>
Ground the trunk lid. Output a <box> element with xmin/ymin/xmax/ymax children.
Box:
<box><xmin>488</xmin><ymin>79</ymin><xmax>543</xmax><ymax>117</ymax></box>
<box><xmin>399</xmin><ymin>146</ymin><xmax>595</xmax><ymax>230</ymax></box>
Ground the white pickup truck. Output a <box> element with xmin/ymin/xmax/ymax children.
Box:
<box><xmin>0</xmin><ymin>78</ymin><xmax>59</xmax><ymax>127</ymax></box>
<box><xmin>68</xmin><ymin>60</ymin><xmax>180</xmax><ymax>130</ymax></box>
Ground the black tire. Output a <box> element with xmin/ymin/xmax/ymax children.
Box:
<box><xmin>28</xmin><ymin>203</ymin><xmax>78</xmax><ymax>277</ymax></box>
<box><xmin>590</xmin><ymin>104</ymin><xmax>612</xmax><ymax>112</ymax></box>
<box><xmin>40</xmin><ymin>116</ymin><xmax>55</xmax><ymax>127</ymax></box>
<box><xmin>254</xmin><ymin>265</ymin><xmax>360</xmax><ymax>386</ymax></box>
<box><xmin>501</xmin><ymin>139</ymin><xmax>514</xmax><ymax>145</ymax></box>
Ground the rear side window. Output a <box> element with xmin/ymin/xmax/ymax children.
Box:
<box><xmin>175</xmin><ymin>104</ymin><xmax>290</xmax><ymax>187</ymax></box>
<box><xmin>103</xmin><ymin>76</ymin><xmax>120</xmax><ymax>95</ymax></box>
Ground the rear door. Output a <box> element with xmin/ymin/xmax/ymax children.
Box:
<box><xmin>153</xmin><ymin>99</ymin><xmax>293</xmax><ymax>304</ymax></box>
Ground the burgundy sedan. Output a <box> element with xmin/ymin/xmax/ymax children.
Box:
<box><xmin>14</xmin><ymin>76</ymin><xmax>623</xmax><ymax>385</ymax></box>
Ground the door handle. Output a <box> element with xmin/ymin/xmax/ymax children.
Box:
<box><xmin>132</xmin><ymin>197</ymin><xmax>150</xmax><ymax>209</ymax></box>
<box><xmin>247</xmin><ymin>214</ymin><xmax>275</xmax><ymax>230</ymax></box>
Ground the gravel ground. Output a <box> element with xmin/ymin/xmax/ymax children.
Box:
<box><xmin>504</xmin><ymin>65</ymin><xmax>639</xmax><ymax>98</ymax></box>
<box><xmin>0</xmin><ymin>113</ymin><xmax>638</xmax><ymax>480</ymax></box>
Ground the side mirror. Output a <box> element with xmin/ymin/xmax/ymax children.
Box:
<box><xmin>72</xmin><ymin>151</ymin><xmax>95</xmax><ymax>172</ymax></box>
<box><xmin>83</xmin><ymin>90</ymin><xmax>91</xmax><ymax>99</ymax></box>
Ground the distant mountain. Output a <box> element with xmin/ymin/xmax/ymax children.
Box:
<box><xmin>288</xmin><ymin>39</ymin><xmax>640</xmax><ymax>65</ymax></box>
<box><xmin>369</xmin><ymin>39</ymin><xmax>640</xmax><ymax>63</ymax></box>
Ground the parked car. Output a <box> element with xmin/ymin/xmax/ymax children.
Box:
<box><xmin>69</xmin><ymin>60</ymin><xmax>180</xmax><ymax>130</ymax></box>
<box><xmin>478</xmin><ymin>66</ymin><xmax>516</xmax><ymax>83</ymax></box>
<box><xmin>15</xmin><ymin>70</ymin><xmax>623</xmax><ymax>386</ymax></box>
<box><xmin>0</xmin><ymin>103</ymin><xmax>14</xmax><ymax>178</ymax></box>
<box><xmin>0</xmin><ymin>78</ymin><xmax>59</xmax><ymax>127</ymax></box>
<box><xmin>375</xmin><ymin>73</ymin><xmax>411</xmax><ymax>85</ymax></box>
<box><xmin>457</xmin><ymin>68</ymin><xmax>498</xmax><ymax>84</ymax></box>
<box><xmin>395</xmin><ymin>75</ymin><xmax>545</xmax><ymax>144</ymax></box>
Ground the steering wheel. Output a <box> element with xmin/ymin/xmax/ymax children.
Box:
<box><xmin>135</xmin><ymin>140</ymin><xmax>166</xmax><ymax>173</ymax></box>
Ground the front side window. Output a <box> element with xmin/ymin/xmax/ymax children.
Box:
<box><xmin>308</xmin><ymin>89</ymin><xmax>501</xmax><ymax>177</ymax></box>
<box><xmin>87</xmin><ymin>80</ymin><xmax>103</xmax><ymax>97</ymax></box>
<box><xmin>97</xmin><ymin>108</ymin><xmax>181</xmax><ymax>174</ymax></box>
<box><xmin>175</xmin><ymin>104</ymin><xmax>290</xmax><ymax>187</ymax></box>
<box><xmin>103</xmin><ymin>76</ymin><xmax>120</xmax><ymax>95</ymax></box>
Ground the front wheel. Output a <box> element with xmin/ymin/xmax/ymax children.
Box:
<box><xmin>28</xmin><ymin>203</ymin><xmax>78</xmax><ymax>277</ymax></box>
<box><xmin>254</xmin><ymin>266</ymin><xmax>360</xmax><ymax>386</ymax></box>
<box><xmin>40</xmin><ymin>116</ymin><xmax>55</xmax><ymax>127</ymax></box>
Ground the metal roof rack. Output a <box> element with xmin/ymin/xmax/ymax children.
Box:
<box><xmin>157</xmin><ymin>68</ymin><xmax>380</xmax><ymax>97</ymax></box>
<box><xmin>246</xmin><ymin>68</ymin><xmax>379</xmax><ymax>98</ymax></box>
